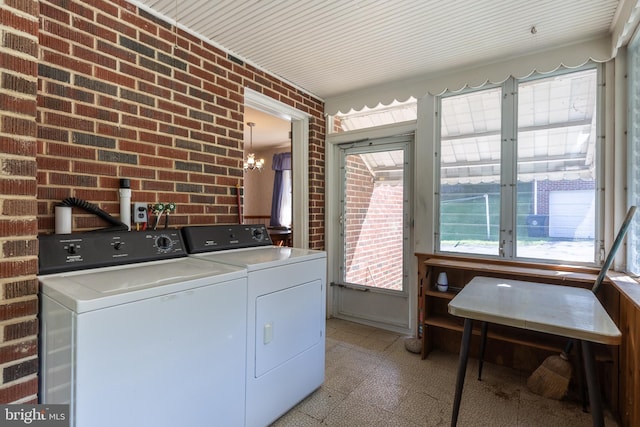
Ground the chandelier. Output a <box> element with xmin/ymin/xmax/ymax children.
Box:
<box><xmin>243</xmin><ymin>122</ymin><xmax>264</xmax><ymax>171</ymax></box>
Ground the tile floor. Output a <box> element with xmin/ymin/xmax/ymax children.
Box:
<box><xmin>272</xmin><ymin>318</ymin><xmax>619</xmax><ymax>427</ymax></box>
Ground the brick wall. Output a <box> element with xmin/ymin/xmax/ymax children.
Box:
<box><xmin>309</xmin><ymin>116</ymin><xmax>325</xmax><ymax>250</ymax></box>
<box><xmin>344</xmin><ymin>155</ymin><xmax>403</xmax><ymax>290</ymax></box>
<box><xmin>0</xmin><ymin>0</ymin><xmax>325</xmax><ymax>403</ymax></box>
<box><xmin>0</xmin><ymin>0</ymin><xmax>40</xmax><ymax>404</ymax></box>
<box><xmin>534</xmin><ymin>179</ymin><xmax>595</xmax><ymax>215</ymax></box>
<box><xmin>36</xmin><ymin>0</ymin><xmax>325</xmax><ymax>240</ymax></box>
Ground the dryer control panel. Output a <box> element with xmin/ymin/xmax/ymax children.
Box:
<box><xmin>38</xmin><ymin>229</ymin><xmax>186</xmax><ymax>274</ymax></box>
<box><xmin>181</xmin><ymin>224</ymin><xmax>273</xmax><ymax>254</ymax></box>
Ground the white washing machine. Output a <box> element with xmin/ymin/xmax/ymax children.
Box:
<box><xmin>39</xmin><ymin>230</ymin><xmax>248</xmax><ymax>427</ymax></box>
<box><xmin>181</xmin><ymin>225</ymin><xmax>327</xmax><ymax>427</ymax></box>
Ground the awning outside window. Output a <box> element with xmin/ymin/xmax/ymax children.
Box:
<box><xmin>337</xmin><ymin>69</ymin><xmax>597</xmax><ymax>186</ymax></box>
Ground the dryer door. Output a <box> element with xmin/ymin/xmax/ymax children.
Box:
<box><xmin>254</xmin><ymin>279</ymin><xmax>323</xmax><ymax>377</ymax></box>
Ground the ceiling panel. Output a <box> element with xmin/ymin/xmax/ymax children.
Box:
<box><xmin>133</xmin><ymin>0</ymin><xmax>621</xmax><ymax>99</ymax></box>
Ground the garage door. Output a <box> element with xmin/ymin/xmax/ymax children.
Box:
<box><xmin>549</xmin><ymin>190</ymin><xmax>595</xmax><ymax>239</ymax></box>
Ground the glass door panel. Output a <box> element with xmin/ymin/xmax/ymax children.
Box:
<box><xmin>333</xmin><ymin>135</ymin><xmax>412</xmax><ymax>333</ymax></box>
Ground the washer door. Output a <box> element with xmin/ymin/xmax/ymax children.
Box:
<box><xmin>254</xmin><ymin>279</ymin><xmax>323</xmax><ymax>377</ymax></box>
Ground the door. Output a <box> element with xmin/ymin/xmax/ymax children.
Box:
<box><xmin>333</xmin><ymin>136</ymin><xmax>412</xmax><ymax>332</ymax></box>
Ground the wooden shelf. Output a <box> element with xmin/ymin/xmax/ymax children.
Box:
<box><xmin>416</xmin><ymin>254</ymin><xmax>615</xmax><ymax>369</ymax></box>
<box><xmin>424</xmin><ymin>288</ymin><xmax>457</xmax><ymax>300</ymax></box>
<box><xmin>423</xmin><ymin>256</ymin><xmax>599</xmax><ymax>286</ymax></box>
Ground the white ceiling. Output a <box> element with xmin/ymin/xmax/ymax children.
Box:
<box><xmin>244</xmin><ymin>107</ymin><xmax>290</xmax><ymax>150</ymax></box>
<box><xmin>134</xmin><ymin>0</ymin><xmax>623</xmax><ymax>101</ymax></box>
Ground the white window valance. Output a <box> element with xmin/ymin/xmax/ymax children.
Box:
<box><xmin>325</xmin><ymin>37</ymin><xmax>612</xmax><ymax>116</ymax></box>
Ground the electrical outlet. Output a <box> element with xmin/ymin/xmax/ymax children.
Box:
<box><xmin>133</xmin><ymin>202</ymin><xmax>148</xmax><ymax>223</ymax></box>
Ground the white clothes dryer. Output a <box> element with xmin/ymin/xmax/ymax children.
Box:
<box><xmin>182</xmin><ymin>224</ymin><xmax>327</xmax><ymax>427</ymax></box>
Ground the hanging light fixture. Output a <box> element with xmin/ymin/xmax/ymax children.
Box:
<box><xmin>243</xmin><ymin>122</ymin><xmax>264</xmax><ymax>172</ymax></box>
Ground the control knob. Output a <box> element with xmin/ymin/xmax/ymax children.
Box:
<box><xmin>155</xmin><ymin>234</ymin><xmax>173</xmax><ymax>252</ymax></box>
<box><xmin>252</xmin><ymin>228</ymin><xmax>265</xmax><ymax>241</ymax></box>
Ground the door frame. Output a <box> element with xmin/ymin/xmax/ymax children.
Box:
<box><xmin>245</xmin><ymin>88</ymin><xmax>310</xmax><ymax>248</ymax></box>
<box><xmin>326</xmin><ymin>122</ymin><xmax>416</xmax><ymax>333</ymax></box>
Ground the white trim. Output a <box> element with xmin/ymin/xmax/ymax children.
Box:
<box><xmin>326</xmin><ymin>122</ymin><xmax>416</xmax><ymax>145</ymax></box>
<box><xmin>612</xmin><ymin>51</ymin><xmax>630</xmax><ymax>270</ymax></box>
<box><xmin>627</xmin><ymin>32</ymin><xmax>640</xmax><ymax>274</ymax></box>
<box><xmin>414</xmin><ymin>95</ymin><xmax>436</xmax><ymax>254</ymax></box>
<box><xmin>606</xmin><ymin>59</ymin><xmax>627</xmax><ymax>268</ymax></box>
<box><xmin>244</xmin><ymin>87</ymin><xmax>310</xmax><ymax>122</ymax></box>
<box><xmin>290</xmin><ymin>119</ymin><xmax>309</xmax><ymax>249</ymax></box>
<box><xmin>610</xmin><ymin>0</ymin><xmax>640</xmax><ymax>55</ymax></box>
<box><xmin>324</xmin><ymin>137</ymin><xmax>340</xmax><ymax>319</ymax></box>
<box><xmin>244</xmin><ymin>88</ymin><xmax>311</xmax><ymax>249</ymax></box>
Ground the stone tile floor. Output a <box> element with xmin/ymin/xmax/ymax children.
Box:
<box><xmin>271</xmin><ymin>318</ymin><xmax>619</xmax><ymax>427</ymax></box>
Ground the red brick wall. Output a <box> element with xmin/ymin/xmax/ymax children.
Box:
<box><xmin>344</xmin><ymin>155</ymin><xmax>403</xmax><ymax>290</ymax></box>
<box><xmin>35</xmin><ymin>0</ymin><xmax>325</xmax><ymax>241</ymax></box>
<box><xmin>0</xmin><ymin>0</ymin><xmax>325</xmax><ymax>403</ymax></box>
<box><xmin>533</xmin><ymin>179</ymin><xmax>595</xmax><ymax>215</ymax></box>
<box><xmin>344</xmin><ymin>155</ymin><xmax>375</xmax><ymax>284</ymax></box>
<box><xmin>0</xmin><ymin>0</ymin><xmax>40</xmax><ymax>404</ymax></box>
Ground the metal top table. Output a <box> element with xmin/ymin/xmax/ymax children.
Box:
<box><xmin>448</xmin><ymin>276</ymin><xmax>621</xmax><ymax>427</ymax></box>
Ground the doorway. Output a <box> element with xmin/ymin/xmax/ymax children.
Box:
<box><xmin>243</xmin><ymin>107</ymin><xmax>291</xmax><ymax>235</ymax></box>
<box><xmin>332</xmin><ymin>135</ymin><xmax>413</xmax><ymax>332</ymax></box>
<box><xmin>244</xmin><ymin>88</ymin><xmax>310</xmax><ymax>248</ymax></box>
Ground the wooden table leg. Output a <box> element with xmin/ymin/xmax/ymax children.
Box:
<box><xmin>451</xmin><ymin>318</ymin><xmax>473</xmax><ymax>427</ymax></box>
<box><xmin>581</xmin><ymin>340</ymin><xmax>604</xmax><ymax>427</ymax></box>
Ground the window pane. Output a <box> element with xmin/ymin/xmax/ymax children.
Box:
<box><xmin>439</xmin><ymin>87</ymin><xmax>502</xmax><ymax>255</ymax></box>
<box><xmin>516</xmin><ymin>69</ymin><xmax>597</xmax><ymax>262</ymax></box>
<box><xmin>343</xmin><ymin>150</ymin><xmax>405</xmax><ymax>290</ymax></box>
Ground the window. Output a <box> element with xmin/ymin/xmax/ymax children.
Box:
<box><xmin>270</xmin><ymin>153</ymin><xmax>292</xmax><ymax>228</ymax></box>
<box><xmin>439</xmin><ymin>87</ymin><xmax>502</xmax><ymax>256</ymax></box>
<box><xmin>628</xmin><ymin>33</ymin><xmax>640</xmax><ymax>275</ymax></box>
<box><xmin>437</xmin><ymin>66</ymin><xmax>600</xmax><ymax>264</ymax></box>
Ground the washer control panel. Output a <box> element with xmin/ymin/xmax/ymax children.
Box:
<box><xmin>38</xmin><ymin>229</ymin><xmax>185</xmax><ymax>275</ymax></box>
<box><xmin>181</xmin><ymin>224</ymin><xmax>273</xmax><ymax>254</ymax></box>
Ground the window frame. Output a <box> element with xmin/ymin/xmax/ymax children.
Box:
<box><xmin>435</xmin><ymin>63</ymin><xmax>603</xmax><ymax>266</ymax></box>
<box><xmin>628</xmin><ymin>31</ymin><xmax>640</xmax><ymax>276</ymax></box>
